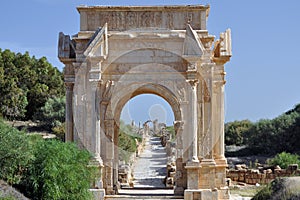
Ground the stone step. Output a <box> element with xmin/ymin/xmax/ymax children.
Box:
<box><xmin>105</xmin><ymin>195</ymin><xmax>184</xmax><ymax>200</ymax></box>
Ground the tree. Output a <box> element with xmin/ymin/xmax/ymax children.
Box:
<box><xmin>0</xmin><ymin>49</ymin><xmax>64</xmax><ymax>120</ymax></box>
<box><xmin>24</xmin><ymin>57</ymin><xmax>64</xmax><ymax>119</ymax></box>
<box><xmin>33</xmin><ymin>96</ymin><xmax>65</xmax><ymax>128</ymax></box>
<box><xmin>224</xmin><ymin>120</ymin><xmax>253</xmax><ymax>146</ymax></box>
<box><xmin>0</xmin><ymin>50</ymin><xmax>28</xmax><ymax>119</ymax></box>
<box><xmin>239</xmin><ymin>103</ymin><xmax>300</xmax><ymax>155</ymax></box>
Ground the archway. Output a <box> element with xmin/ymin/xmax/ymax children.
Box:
<box><xmin>117</xmin><ymin>94</ymin><xmax>175</xmax><ymax>191</ymax></box>
<box><xmin>59</xmin><ymin>4</ymin><xmax>232</xmax><ymax>200</ymax></box>
<box><xmin>102</xmin><ymin>82</ymin><xmax>184</xmax><ymax>194</ymax></box>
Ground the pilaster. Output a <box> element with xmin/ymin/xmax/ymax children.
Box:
<box><xmin>187</xmin><ymin>79</ymin><xmax>199</xmax><ymax>163</ymax></box>
<box><xmin>65</xmin><ymin>82</ymin><xmax>74</xmax><ymax>142</ymax></box>
<box><xmin>63</xmin><ymin>62</ymin><xmax>75</xmax><ymax>142</ymax></box>
<box><xmin>87</xmin><ymin>57</ymin><xmax>104</xmax><ymax>191</ymax></box>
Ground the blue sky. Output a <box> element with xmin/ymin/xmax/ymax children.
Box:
<box><xmin>1</xmin><ymin>0</ymin><xmax>300</xmax><ymax>125</ymax></box>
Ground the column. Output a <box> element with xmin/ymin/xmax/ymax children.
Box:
<box><xmin>90</xmin><ymin>81</ymin><xmax>102</xmax><ymax>161</ymax></box>
<box><xmin>213</xmin><ymin>81</ymin><xmax>226</xmax><ymax>163</ymax></box>
<box><xmin>65</xmin><ymin>82</ymin><xmax>74</xmax><ymax>142</ymax></box>
<box><xmin>198</xmin><ymin>65</ymin><xmax>216</xmax><ymax>190</ymax></box>
<box><xmin>189</xmin><ymin>80</ymin><xmax>199</xmax><ymax>163</ymax></box>
<box><xmin>88</xmin><ymin>58</ymin><xmax>104</xmax><ymax>191</ymax></box>
<box><xmin>212</xmin><ymin>78</ymin><xmax>228</xmax><ymax>191</ymax></box>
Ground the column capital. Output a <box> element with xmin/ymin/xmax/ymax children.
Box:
<box><xmin>65</xmin><ymin>82</ymin><xmax>74</xmax><ymax>91</ymax></box>
<box><xmin>174</xmin><ymin>120</ymin><xmax>184</xmax><ymax>130</ymax></box>
<box><xmin>187</xmin><ymin>79</ymin><xmax>199</xmax><ymax>89</ymax></box>
<box><xmin>213</xmin><ymin>80</ymin><xmax>226</xmax><ymax>89</ymax></box>
<box><xmin>187</xmin><ymin>62</ymin><xmax>197</xmax><ymax>72</ymax></box>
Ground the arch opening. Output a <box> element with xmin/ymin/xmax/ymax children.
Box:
<box><xmin>113</xmin><ymin>92</ymin><xmax>178</xmax><ymax>191</ymax></box>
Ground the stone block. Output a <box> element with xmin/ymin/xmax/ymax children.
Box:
<box><xmin>90</xmin><ymin>189</ymin><xmax>105</xmax><ymax>200</ymax></box>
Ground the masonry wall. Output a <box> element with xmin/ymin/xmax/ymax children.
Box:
<box><xmin>227</xmin><ymin>169</ymin><xmax>300</xmax><ymax>185</ymax></box>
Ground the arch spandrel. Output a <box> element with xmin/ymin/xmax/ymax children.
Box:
<box><xmin>102</xmin><ymin>48</ymin><xmax>189</xmax><ymax>75</ymax></box>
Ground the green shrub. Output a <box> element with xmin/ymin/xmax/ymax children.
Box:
<box><xmin>0</xmin><ymin>118</ymin><xmax>94</xmax><ymax>199</ymax></box>
<box><xmin>52</xmin><ymin>122</ymin><xmax>65</xmax><ymax>141</ymax></box>
<box><xmin>33</xmin><ymin>96</ymin><xmax>65</xmax><ymax>129</ymax></box>
<box><xmin>0</xmin><ymin>196</ymin><xmax>16</xmax><ymax>200</ymax></box>
<box><xmin>0</xmin><ymin>119</ymin><xmax>33</xmax><ymax>185</ymax></box>
<box><xmin>20</xmin><ymin>139</ymin><xmax>93</xmax><ymax>200</ymax></box>
<box><xmin>268</xmin><ymin>152</ymin><xmax>300</xmax><ymax>169</ymax></box>
<box><xmin>252</xmin><ymin>182</ymin><xmax>272</xmax><ymax>200</ymax></box>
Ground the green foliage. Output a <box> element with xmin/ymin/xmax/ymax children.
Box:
<box><xmin>0</xmin><ymin>195</ymin><xmax>17</xmax><ymax>200</ymax></box>
<box><xmin>252</xmin><ymin>183</ymin><xmax>272</xmax><ymax>200</ymax></box>
<box><xmin>51</xmin><ymin>122</ymin><xmax>65</xmax><ymax>141</ymax></box>
<box><xmin>20</xmin><ymin>140</ymin><xmax>93</xmax><ymax>200</ymax></box>
<box><xmin>228</xmin><ymin>104</ymin><xmax>300</xmax><ymax>155</ymax></box>
<box><xmin>268</xmin><ymin>152</ymin><xmax>300</xmax><ymax>169</ymax></box>
<box><xmin>33</xmin><ymin>96</ymin><xmax>65</xmax><ymax>129</ymax></box>
<box><xmin>0</xmin><ymin>119</ymin><xmax>93</xmax><ymax>200</ymax></box>
<box><xmin>165</xmin><ymin>126</ymin><xmax>175</xmax><ymax>141</ymax></box>
<box><xmin>0</xmin><ymin>119</ymin><xmax>33</xmax><ymax>185</ymax></box>
<box><xmin>0</xmin><ymin>49</ymin><xmax>64</xmax><ymax>120</ymax></box>
<box><xmin>118</xmin><ymin>120</ymin><xmax>142</xmax><ymax>163</ymax></box>
<box><xmin>225</xmin><ymin>120</ymin><xmax>253</xmax><ymax>146</ymax></box>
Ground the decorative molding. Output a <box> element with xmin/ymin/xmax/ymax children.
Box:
<box><xmin>77</xmin><ymin>6</ymin><xmax>209</xmax><ymax>31</ymax></box>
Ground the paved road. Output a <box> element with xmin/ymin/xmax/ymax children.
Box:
<box><xmin>132</xmin><ymin>137</ymin><xmax>167</xmax><ymax>188</ymax></box>
<box><xmin>117</xmin><ymin>136</ymin><xmax>251</xmax><ymax>199</ymax></box>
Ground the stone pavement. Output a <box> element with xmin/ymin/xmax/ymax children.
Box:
<box><xmin>112</xmin><ymin>136</ymin><xmax>251</xmax><ymax>199</ymax></box>
<box><xmin>229</xmin><ymin>194</ymin><xmax>252</xmax><ymax>200</ymax></box>
<box><xmin>109</xmin><ymin>136</ymin><xmax>183</xmax><ymax>199</ymax></box>
<box><xmin>132</xmin><ymin>136</ymin><xmax>168</xmax><ymax>188</ymax></box>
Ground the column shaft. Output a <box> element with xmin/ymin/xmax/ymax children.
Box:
<box><xmin>65</xmin><ymin>83</ymin><xmax>74</xmax><ymax>142</ymax></box>
<box><xmin>191</xmin><ymin>81</ymin><xmax>199</xmax><ymax>162</ymax></box>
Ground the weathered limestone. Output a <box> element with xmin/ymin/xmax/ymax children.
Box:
<box><xmin>58</xmin><ymin>4</ymin><xmax>231</xmax><ymax>200</ymax></box>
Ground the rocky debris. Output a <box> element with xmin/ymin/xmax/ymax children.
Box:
<box><xmin>118</xmin><ymin>164</ymin><xmax>133</xmax><ymax>185</ymax></box>
<box><xmin>252</xmin><ymin>177</ymin><xmax>300</xmax><ymax>200</ymax></box>
<box><xmin>164</xmin><ymin>162</ymin><xmax>176</xmax><ymax>188</ymax></box>
<box><xmin>160</xmin><ymin>130</ymin><xmax>177</xmax><ymax>188</ymax></box>
<box><xmin>235</xmin><ymin>164</ymin><xmax>247</xmax><ymax>170</ymax></box>
<box><xmin>0</xmin><ymin>180</ymin><xmax>29</xmax><ymax>200</ymax></box>
<box><xmin>227</xmin><ymin>163</ymin><xmax>300</xmax><ymax>185</ymax></box>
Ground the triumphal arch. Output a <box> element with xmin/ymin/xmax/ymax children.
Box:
<box><xmin>58</xmin><ymin>5</ymin><xmax>231</xmax><ymax>200</ymax></box>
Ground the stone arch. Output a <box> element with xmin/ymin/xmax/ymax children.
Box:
<box><xmin>105</xmin><ymin>83</ymin><xmax>182</xmax><ymax>123</ymax></box>
<box><xmin>100</xmin><ymin>79</ymin><xmax>185</xmax><ymax>194</ymax></box>
<box><xmin>59</xmin><ymin>5</ymin><xmax>232</xmax><ymax>199</ymax></box>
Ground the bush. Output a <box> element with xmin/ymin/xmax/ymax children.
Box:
<box><xmin>0</xmin><ymin>119</ymin><xmax>33</xmax><ymax>185</ymax></box>
<box><xmin>268</xmin><ymin>152</ymin><xmax>300</xmax><ymax>169</ymax></box>
<box><xmin>20</xmin><ymin>139</ymin><xmax>93</xmax><ymax>200</ymax></box>
<box><xmin>0</xmin><ymin>118</ymin><xmax>94</xmax><ymax>199</ymax></box>
<box><xmin>33</xmin><ymin>96</ymin><xmax>65</xmax><ymax>129</ymax></box>
<box><xmin>51</xmin><ymin>122</ymin><xmax>65</xmax><ymax>141</ymax></box>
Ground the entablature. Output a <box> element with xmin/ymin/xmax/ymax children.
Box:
<box><xmin>77</xmin><ymin>5</ymin><xmax>210</xmax><ymax>32</ymax></box>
